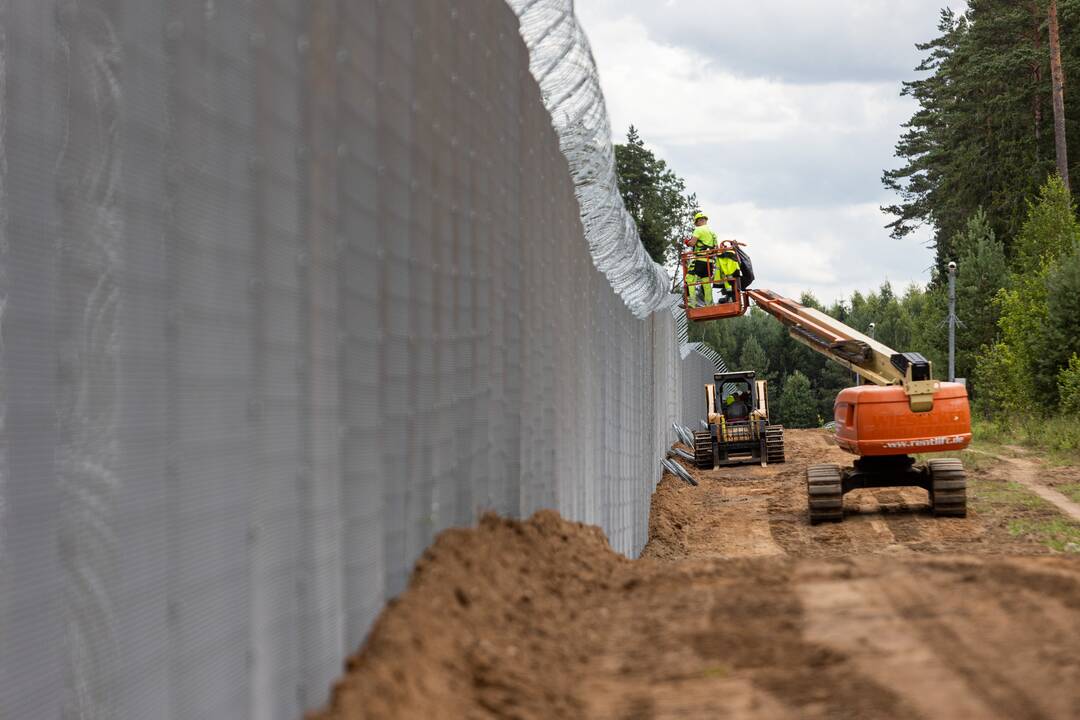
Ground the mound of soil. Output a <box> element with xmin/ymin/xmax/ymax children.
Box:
<box><xmin>310</xmin><ymin>511</ymin><xmax>628</xmax><ymax>720</ymax></box>
<box><xmin>312</xmin><ymin>431</ymin><xmax>1080</xmax><ymax>719</ymax></box>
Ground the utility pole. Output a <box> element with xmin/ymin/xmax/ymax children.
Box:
<box><xmin>948</xmin><ymin>261</ymin><xmax>958</xmax><ymax>383</ymax></box>
<box><xmin>1050</xmin><ymin>0</ymin><xmax>1070</xmax><ymax>190</ymax></box>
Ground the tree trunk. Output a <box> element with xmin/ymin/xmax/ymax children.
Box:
<box><xmin>1034</xmin><ymin>3</ymin><xmax>1043</xmax><ymax>153</ymax></box>
<box><xmin>1049</xmin><ymin>0</ymin><xmax>1070</xmax><ymax>190</ymax></box>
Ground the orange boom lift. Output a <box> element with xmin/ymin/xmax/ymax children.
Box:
<box><xmin>686</xmin><ymin>283</ymin><xmax>972</xmax><ymax>524</ymax></box>
<box><xmin>679</xmin><ymin>240</ymin><xmax>751</xmax><ymax>321</ymax></box>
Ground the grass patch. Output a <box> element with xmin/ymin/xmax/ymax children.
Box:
<box><xmin>971</xmin><ymin>418</ymin><xmax>1014</xmax><ymax>447</ymax></box>
<box><xmin>1061</xmin><ymin>483</ymin><xmax>1080</xmax><ymax>505</ymax></box>
<box><xmin>971</xmin><ymin>416</ymin><xmax>1080</xmax><ymax>467</ymax></box>
<box><xmin>1007</xmin><ymin>518</ymin><xmax>1080</xmax><ymax>552</ymax></box>
<box><xmin>957</xmin><ymin>449</ymin><xmax>998</xmax><ymax>472</ymax></box>
<box><xmin>702</xmin><ymin>665</ymin><xmax>732</xmax><ymax>679</ymax></box>
<box><xmin>970</xmin><ymin>479</ymin><xmax>1051</xmax><ymax>513</ymax></box>
<box><xmin>973</xmin><ymin>475</ymin><xmax>1080</xmax><ymax>551</ymax></box>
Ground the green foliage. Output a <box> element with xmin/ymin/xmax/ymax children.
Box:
<box><xmin>974</xmin><ymin>341</ymin><xmax>1027</xmax><ymax>415</ymax></box>
<box><xmin>1059</xmin><ymin>354</ymin><xmax>1080</xmax><ymax>416</ymax></box>
<box><xmin>989</xmin><ymin>280</ymin><xmax>1048</xmax><ymax>411</ymax></box>
<box><xmin>952</xmin><ymin>209</ymin><xmax>1007</xmax><ymax>381</ymax></box>
<box><xmin>884</xmin><ymin>3</ymin><xmax>1080</xmax><ymax>270</ymax></box>
<box><xmin>1041</xmin><ymin>250</ymin><xmax>1080</xmax><ymax>401</ymax></box>
<box><xmin>975</xmin><ymin>177</ymin><xmax>1080</xmax><ymax>410</ymax></box>
<box><xmin>972</xmin><ymin>412</ymin><xmax>1080</xmax><ymax>462</ymax></box>
<box><xmin>1013</xmin><ymin>176</ymin><xmax>1080</xmax><ymax>268</ymax></box>
<box><xmin>970</xmin><ymin>417</ymin><xmax>1013</xmax><ymax>446</ymax></box>
<box><xmin>1029</xmin><ymin>414</ymin><xmax>1080</xmax><ymax>455</ymax></box>
<box><xmin>734</xmin><ymin>334</ymin><xmax>768</xmax><ymax>379</ymax></box>
<box><xmin>777</xmin><ymin>371</ymin><xmax>818</xmax><ymax>428</ymax></box>
<box><xmin>737</xmin><ymin>335</ymin><xmax>768</xmax><ymax>376</ymax></box>
<box><xmin>614</xmin><ymin>126</ymin><xmax>697</xmax><ymax>265</ymax></box>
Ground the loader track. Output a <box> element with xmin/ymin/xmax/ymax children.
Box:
<box><xmin>765</xmin><ymin>424</ymin><xmax>785</xmax><ymax>464</ymax></box>
<box><xmin>693</xmin><ymin>430</ymin><xmax>714</xmax><ymax>469</ymax></box>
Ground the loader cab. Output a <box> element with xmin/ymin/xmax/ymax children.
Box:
<box><xmin>707</xmin><ymin>371</ymin><xmax>770</xmax><ymax>425</ymax></box>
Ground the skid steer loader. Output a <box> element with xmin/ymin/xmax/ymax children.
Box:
<box><xmin>692</xmin><ymin>371</ymin><xmax>786</xmax><ymax>469</ymax></box>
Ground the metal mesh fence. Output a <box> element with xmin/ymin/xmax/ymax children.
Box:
<box><xmin>0</xmin><ymin>1</ymin><xmax>719</xmax><ymax>718</ymax></box>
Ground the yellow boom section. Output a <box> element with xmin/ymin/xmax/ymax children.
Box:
<box><xmin>745</xmin><ymin>289</ymin><xmax>938</xmax><ymax>411</ymax></box>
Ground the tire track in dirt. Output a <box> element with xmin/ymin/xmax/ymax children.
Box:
<box><xmin>314</xmin><ymin>430</ymin><xmax>1080</xmax><ymax>720</ymax></box>
<box><xmin>580</xmin><ymin>558</ymin><xmax>923</xmax><ymax>720</ymax></box>
<box><xmin>797</xmin><ymin>555</ymin><xmax>1080</xmax><ymax>720</ymax></box>
<box><xmin>875</xmin><ymin>561</ymin><xmax>1059</xmax><ymax>720</ymax></box>
<box><xmin>795</xmin><ymin>560</ymin><xmax>1001</xmax><ymax>719</ymax></box>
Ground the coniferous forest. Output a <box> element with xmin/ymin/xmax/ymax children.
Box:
<box><xmin>684</xmin><ymin>2</ymin><xmax>1080</xmax><ymax>445</ymax></box>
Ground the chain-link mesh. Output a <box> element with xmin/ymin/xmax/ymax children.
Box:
<box><xmin>0</xmin><ymin>1</ymin><xmax>721</xmax><ymax>718</ymax></box>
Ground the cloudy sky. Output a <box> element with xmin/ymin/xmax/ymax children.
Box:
<box><xmin>574</xmin><ymin>0</ymin><xmax>966</xmax><ymax>304</ymax></box>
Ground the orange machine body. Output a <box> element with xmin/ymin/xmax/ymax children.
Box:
<box><xmin>833</xmin><ymin>383</ymin><xmax>972</xmax><ymax>457</ymax></box>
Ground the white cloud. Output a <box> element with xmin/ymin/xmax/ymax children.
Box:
<box><xmin>582</xmin><ymin>13</ymin><xmax>908</xmax><ymax>148</ymax></box>
<box><xmin>575</xmin><ymin>0</ymin><xmax>947</xmax><ymax>301</ymax></box>
<box><xmin>707</xmin><ymin>202</ymin><xmax>935</xmax><ymax>303</ymax></box>
<box><xmin>578</xmin><ymin>0</ymin><xmax>967</xmax><ymax>83</ymax></box>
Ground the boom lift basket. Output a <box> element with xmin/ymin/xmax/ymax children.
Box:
<box><xmin>680</xmin><ymin>242</ymin><xmax>750</xmax><ymax>322</ymax></box>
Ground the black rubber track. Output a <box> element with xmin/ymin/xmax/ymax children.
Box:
<box><xmin>807</xmin><ymin>463</ymin><xmax>844</xmax><ymax>524</ymax></box>
<box><xmin>928</xmin><ymin>458</ymin><xmax>967</xmax><ymax>517</ymax></box>
<box><xmin>693</xmin><ymin>430</ymin><xmax>714</xmax><ymax>470</ymax></box>
<box><xmin>765</xmin><ymin>425</ymin><xmax>785</xmax><ymax>464</ymax></box>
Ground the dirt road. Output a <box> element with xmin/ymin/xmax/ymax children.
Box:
<box><xmin>314</xmin><ymin>430</ymin><xmax>1080</xmax><ymax>720</ymax></box>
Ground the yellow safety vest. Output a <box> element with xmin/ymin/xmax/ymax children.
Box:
<box><xmin>692</xmin><ymin>226</ymin><xmax>718</xmax><ymax>254</ymax></box>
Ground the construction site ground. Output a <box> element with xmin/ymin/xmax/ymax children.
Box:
<box><xmin>314</xmin><ymin>430</ymin><xmax>1080</xmax><ymax>720</ymax></box>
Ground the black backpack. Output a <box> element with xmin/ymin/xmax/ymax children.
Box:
<box><xmin>736</xmin><ymin>247</ymin><xmax>755</xmax><ymax>289</ymax></box>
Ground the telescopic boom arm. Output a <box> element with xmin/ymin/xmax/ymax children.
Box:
<box><xmin>745</xmin><ymin>289</ymin><xmax>938</xmax><ymax>412</ymax></box>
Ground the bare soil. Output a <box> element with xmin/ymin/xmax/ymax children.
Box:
<box><xmin>312</xmin><ymin>430</ymin><xmax>1080</xmax><ymax>720</ymax></box>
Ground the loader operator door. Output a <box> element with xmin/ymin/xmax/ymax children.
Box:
<box><xmin>722</xmin><ymin>387</ymin><xmax>751</xmax><ymax>422</ymax></box>
<box><xmin>717</xmin><ymin>374</ymin><xmax>755</xmax><ymax>423</ymax></box>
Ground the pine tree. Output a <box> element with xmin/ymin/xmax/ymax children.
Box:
<box><xmin>778</xmin><ymin>371</ymin><xmax>818</xmax><ymax>429</ymax></box>
<box><xmin>884</xmin><ymin>2</ymin><xmax>1069</xmax><ymax>269</ymax></box>
<box><xmin>951</xmin><ymin>210</ymin><xmax>1008</xmax><ymax>382</ymax></box>
<box><xmin>614</xmin><ymin>126</ymin><xmax>696</xmax><ymax>265</ymax></box>
<box><xmin>737</xmin><ymin>335</ymin><xmax>768</xmax><ymax>376</ymax></box>
<box><xmin>882</xmin><ymin>9</ymin><xmax>965</xmax><ymax>252</ymax></box>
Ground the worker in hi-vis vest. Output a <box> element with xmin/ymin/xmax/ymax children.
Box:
<box><xmin>684</xmin><ymin>212</ymin><xmax>738</xmax><ymax>306</ymax></box>
<box><xmin>715</xmin><ymin>248</ymin><xmax>740</xmax><ymax>303</ymax></box>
